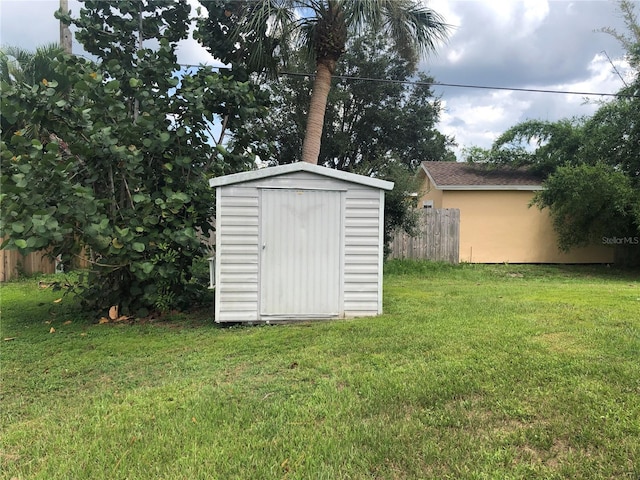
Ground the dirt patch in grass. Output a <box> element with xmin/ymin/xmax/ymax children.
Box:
<box><xmin>444</xmin><ymin>395</ymin><xmax>494</xmax><ymax>425</ymax></box>
<box><xmin>511</xmin><ymin>437</ymin><xmax>577</xmax><ymax>472</ymax></box>
<box><xmin>534</xmin><ymin>331</ymin><xmax>587</xmax><ymax>355</ymax></box>
<box><xmin>1</xmin><ymin>450</ymin><xmax>21</xmax><ymax>468</ymax></box>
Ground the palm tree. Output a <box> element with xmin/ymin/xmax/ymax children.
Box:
<box><xmin>217</xmin><ymin>0</ymin><xmax>449</xmax><ymax>165</ymax></box>
<box><xmin>0</xmin><ymin>43</ymin><xmax>66</xmax><ymax>86</ymax></box>
<box><xmin>1</xmin><ymin>44</ymin><xmax>72</xmax><ymax>142</ymax></box>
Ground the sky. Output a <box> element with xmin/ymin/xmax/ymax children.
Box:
<box><xmin>426</xmin><ymin>0</ymin><xmax>633</xmax><ymax>158</ymax></box>
<box><xmin>0</xmin><ymin>0</ymin><xmax>634</xmax><ymax>161</ymax></box>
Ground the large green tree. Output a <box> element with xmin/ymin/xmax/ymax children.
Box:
<box><xmin>533</xmin><ymin>163</ymin><xmax>637</xmax><ymax>253</ymax></box>
<box><xmin>1</xmin><ymin>0</ymin><xmax>267</xmax><ymax>314</ymax></box>
<box><xmin>536</xmin><ymin>76</ymin><xmax>640</xmax><ymax>260</ymax></box>
<box><xmin>196</xmin><ymin>0</ymin><xmax>449</xmax><ymax>164</ymax></box>
<box><xmin>250</xmin><ymin>33</ymin><xmax>455</xmax><ymax>173</ymax></box>
<box><xmin>464</xmin><ymin>118</ymin><xmax>586</xmax><ymax>177</ymax></box>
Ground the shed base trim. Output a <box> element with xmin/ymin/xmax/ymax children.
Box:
<box><xmin>260</xmin><ymin>313</ymin><xmax>341</xmax><ymax>321</ymax></box>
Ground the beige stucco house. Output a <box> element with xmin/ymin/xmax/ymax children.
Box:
<box><xmin>418</xmin><ymin>161</ymin><xmax>615</xmax><ymax>264</ymax></box>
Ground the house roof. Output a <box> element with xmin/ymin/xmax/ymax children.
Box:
<box><xmin>209</xmin><ymin>162</ymin><xmax>394</xmax><ymax>190</ymax></box>
<box><xmin>420</xmin><ymin>161</ymin><xmax>544</xmax><ymax>191</ymax></box>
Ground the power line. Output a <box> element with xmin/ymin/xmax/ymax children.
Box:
<box><xmin>177</xmin><ymin>63</ymin><xmax>639</xmax><ymax>99</ymax></box>
<box><xmin>281</xmin><ymin>71</ymin><xmax>640</xmax><ymax>98</ymax></box>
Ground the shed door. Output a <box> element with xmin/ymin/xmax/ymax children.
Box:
<box><xmin>260</xmin><ymin>189</ymin><xmax>342</xmax><ymax>317</ymax></box>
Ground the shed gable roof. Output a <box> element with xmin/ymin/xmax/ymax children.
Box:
<box><xmin>209</xmin><ymin>162</ymin><xmax>394</xmax><ymax>190</ymax></box>
<box><xmin>420</xmin><ymin>161</ymin><xmax>544</xmax><ymax>191</ymax></box>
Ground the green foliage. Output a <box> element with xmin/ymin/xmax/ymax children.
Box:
<box><xmin>325</xmin><ymin>34</ymin><xmax>456</xmax><ymax>171</ymax></box>
<box><xmin>598</xmin><ymin>0</ymin><xmax>640</xmax><ymax>69</ymax></box>
<box><xmin>532</xmin><ymin>163</ymin><xmax>637</xmax><ymax>251</ymax></box>
<box><xmin>0</xmin><ymin>43</ymin><xmax>67</xmax><ymax>87</ymax></box>
<box><xmin>529</xmin><ymin>86</ymin><xmax>640</xmax><ymax>255</ymax></box>
<box><xmin>195</xmin><ymin>0</ymin><xmax>281</xmax><ymax>80</ymax></box>
<box><xmin>0</xmin><ymin>44</ymin><xmax>73</xmax><ymax>141</ymax></box>
<box><xmin>462</xmin><ymin>118</ymin><xmax>586</xmax><ymax>177</ymax></box>
<box><xmin>582</xmin><ymin>91</ymin><xmax>640</xmax><ymax>185</ymax></box>
<box><xmin>196</xmin><ymin>0</ymin><xmax>449</xmax><ymax>74</ymax></box>
<box><xmin>377</xmin><ymin>163</ymin><xmax>421</xmax><ymax>257</ymax></box>
<box><xmin>250</xmin><ymin>33</ymin><xmax>455</xmax><ymax>171</ymax></box>
<box><xmin>1</xmin><ymin>1</ymin><xmax>268</xmax><ymax>315</ymax></box>
<box><xmin>196</xmin><ymin>0</ymin><xmax>449</xmax><ymax>164</ymax></box>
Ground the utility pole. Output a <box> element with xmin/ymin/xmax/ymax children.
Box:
<box><xmin>133</xmin><ymin>2</ymin><xmax>143</xmax><ymax>122</ymax></box>
<box><xmin>59</xmin><ymin>0</ymin><xmax>72</xmax><ymax>53</ymax></box>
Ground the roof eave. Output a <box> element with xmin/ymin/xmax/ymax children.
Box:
<box><xmin>440</xmin><ymin>185</ymin><xmax>544</xmax><ymax>191</ymax></box>
<box><xmin>209</xmin><ymin>162</ymin><xmax>394</xmax><ymax>191</ymax></box>
<box><xmin>419</xmin><ymin>162</ymin><xmax>441</xmax><ymax>189</ymax></box>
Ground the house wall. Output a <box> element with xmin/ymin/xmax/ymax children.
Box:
<box><xmin>215</xmin><ymin>170</ymin><xmax>384</xmax><ymax>322</ymax></box>
<box><xmin>420</xmin><ymin>176</ymin><xmax>444</xmax><ymax>208</ymax></box>
<box><xmin>420</xmin><ymin>188</ymin><xmax>614</xmax><ymax>264</ymax></box>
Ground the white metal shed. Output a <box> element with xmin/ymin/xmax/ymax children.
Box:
<box><xmin>208</xmin><ymin>162</ymin><xmax>394</xmax><ymax>323</ymax></box>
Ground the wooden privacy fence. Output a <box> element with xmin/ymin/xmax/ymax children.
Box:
<box><xmin>1</xmin><ymin>237</ymin><xmax>91</xmax><ymax>281</ymax></box>
<box><xmin>0</xmin><ymin>248</ymin><xmax>56</xmax><ymax>282</ymax></box>
<box><xmin>388</xmin><ymin>208</ymin><xmax>460</xmax><ymax>264</ymax></box>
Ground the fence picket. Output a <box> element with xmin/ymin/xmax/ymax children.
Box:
<box><xmin>389</xmin><ymin>208</ymin><xmax>460</xmax><ymax>264</ymax></box>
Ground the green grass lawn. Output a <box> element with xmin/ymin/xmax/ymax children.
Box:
<box><xmin>1</xmin><ymin>262</ymin><xmax>639</xmax><ymax>479</ymax></box>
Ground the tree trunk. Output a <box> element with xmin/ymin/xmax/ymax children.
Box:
<box><xmin>301</xmin><ymin>59</ymin><xmax>335</xmax><ymax>164</ymax></box>
<box><xmin>59</xmin><ymin>0</ymin><xmax>72</xmax><ymax>54</ymax></box>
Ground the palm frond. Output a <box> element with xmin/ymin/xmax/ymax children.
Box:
<box><xmin>223</xmin><ymin>0</ymin><xmax>448</xmax><ymax>74</ymax></box>
<box><xmin>0</xmin><ymin>43</ymin><xmax>64</xmax><ymax>85</ymax></box>
<box><xmin>225</xmin><ymin>0</ymin><xmax>300</xmax><ymax>74</ymax></box>
<box><xmin>0</xmin><ymin>45</ymin><xmax>33</xmax><ymax>84</ymax></box>
<box><xmin>380</xmin><ymin>0</ymin><xmax>450</xmax><ymax>65</ymax></box>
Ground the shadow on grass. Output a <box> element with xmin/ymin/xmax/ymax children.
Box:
<box><xmin>1</xmin><ymin>272</ymin><xmax>219</xmax><ymax>331</ymax></box>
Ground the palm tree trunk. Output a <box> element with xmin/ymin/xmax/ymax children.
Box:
<box><xmin>301</xmin><ymin>60</ymin><xmax>335</xmax><ymax>164</ymax></box>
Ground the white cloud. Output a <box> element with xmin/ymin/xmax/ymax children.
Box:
<box><xmin>483</xmin><ymin>0</ymin><xmax>549</xmax><ymax>36</ymax></box>
<box><xmin>520</xmin><ymin>0</ymin><xmax>550</xmax><ymax>36</ymax></box>
<box><xmin>561</xmin><ymin>53</ymin><xmax>633</xmax><ymax>99</ymax></box>
<box><xmin>438</xmin><ymin>91</ymin><xmax>533</xmax><ymax>158</ymax></box>
<box><xmin>177</xmin><ymin>0</ymin><xmax>224</xmax><ymax>67</ymax></box>
<box><xmin>446</xmin><ymin>47</ymin><xmax>464</xmax><ymax>64</ymax></box>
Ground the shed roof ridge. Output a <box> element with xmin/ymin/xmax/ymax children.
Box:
<box><xmin>209</xmin><ymin>162</ymin><xmax>394</xmax><ymax>190</ymax></box>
